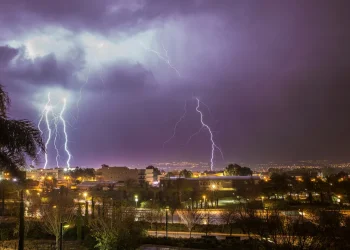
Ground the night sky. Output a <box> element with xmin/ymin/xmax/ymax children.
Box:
<box><xmin>0</xmin><ymin>0</ymin><xmax>350</xmax><ymax>168</ymax></box>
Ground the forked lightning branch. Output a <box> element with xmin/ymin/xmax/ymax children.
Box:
<box><xmin>33</xmin><ymin>92</ymin><xmax>72</xmax><ymax>170</ymax></box>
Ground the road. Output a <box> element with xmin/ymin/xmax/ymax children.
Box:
<box><xmin>147</xmin><ymin>230</ymin><xmax>250</xmax><ymax>240</ymax></box>
<box><xmin>137</xmin><ymin>208</ymin><xmax>225</xmax><ymax>224</ymax></box>
<box><xmin>147</xmin><ymin>230</ymin><xmax>306</xmax><ymax>245</ymax></box>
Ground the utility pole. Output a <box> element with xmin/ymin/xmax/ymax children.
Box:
<box><xmin>18</xmin><ymin>190</ymin><xmax>24</xmax><ymax>250</ymax></box>
<box><xmin>59</xmin><ymin>222</ymin><xmax>63</xmax><ymax>250</ymax></box>
<box><xmin>165</xmin><ymin>207</ymin><xmax>169</xmax><ymax>238</ymax></box>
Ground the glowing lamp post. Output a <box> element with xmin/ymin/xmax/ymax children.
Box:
<box><xmin>165</xmin><ymin>206</ymin><xmax>169</xmax><ymax>238</ymax></box>
<box><xmin>59</xmin><ymin>222</ymin><xmax>70</xmax><ymax>250</ymax></box>
<box><xmin>211</xmin><ymin>184</ymin><xmax>216</xmax><ymax>207</ymax></box>
<box><xmin>203</xmin><ymin>195</ymin><xmax>206</xmax><ymax>209</ymax></box>
<box><xmin>337</xmin><ymin>195</ymin><xmax>342</xmax><ymax>203</ymax></box>
<box><xmin>134</xmin><ymin>195</ymin><xmax>138</xmax><ymax>208</ymax></box>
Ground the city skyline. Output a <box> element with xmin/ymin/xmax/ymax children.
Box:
<box><xmin>0</xmin><ymin>0</ymin><xmax>350</xmax><ymax>168</ymax></box>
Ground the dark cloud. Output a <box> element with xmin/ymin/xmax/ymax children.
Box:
<box><xmin>1</xmin><ymin>46</ymin><xmax>85</xmax><ymax>89</ymax></box>
<box><xmin>90</xmin><ymin>61</ymin><xmax>157</xmax><ymax>93</ymax></box>
<box><xmin>0</xmin><ymin>46</ymin><xmax>19</xmax><ymax>67</ymax></box>
<box><xmin>1</xmin><ymin>0</ymin><xmax>350</xmax><ymax>168</ymax></box>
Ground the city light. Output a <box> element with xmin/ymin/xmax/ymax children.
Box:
<box><xmin>134</xmin><ymin>195</ymin><xmax>138</xmax><ymax>207</ymax></box>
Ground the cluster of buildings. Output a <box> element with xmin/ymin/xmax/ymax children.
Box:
<box><xmin>14</xmin><ymin>165</ymin><xmax>163</xmax><ymax>191</ymax></box>
<box><xmin>0</xmin><ymin>164</ymin><xmax>266</xmax><ymax>193</ymax></box>
<box><xmin>160</xmin><ymin>175</ymin><xmax>260</xmax><ymax>191</ymax></box>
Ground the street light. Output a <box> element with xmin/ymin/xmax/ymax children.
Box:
<box><xmin>134</xmin><ymin>195</ymin><xmax>138</xmax><ymax>207</ymax></box>
<box><xmin>83</xmin><ymin>192</ymin><xmax>88</xmax><ymax>200</ymax></box>
<box><xmin>59</xmin><ymin>222</ymin><xmax>69</xmax><ymax>250</ymax></box>
<box><xmin>203</xmin><ymin>195</ymin><xmax>206</xmax><ymax>209</ymax></box>
<box><xmin>211</xmin><ymin>184</ymin><xmax>216</xmax><ymax>208</ymax></box>
<box><xmin>165</xmin><ymin>206</ymin><xmax>169</xmax><ymax>238</ymax></box>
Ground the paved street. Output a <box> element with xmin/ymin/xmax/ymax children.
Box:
<box><xmin>147</xmin><ymin>230</ymin><xmax>250</xmax><ymax>240</ymax></box>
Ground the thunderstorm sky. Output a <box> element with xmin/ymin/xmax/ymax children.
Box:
<box><xmin>0</xmin><ymin>0</ymin><xmax>350</xmax><ymax>168</ymax></box>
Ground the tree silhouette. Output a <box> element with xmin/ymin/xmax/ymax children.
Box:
<box><xmin>0</xmin><ymin>84</ymin><xmax>44</xmax><ymax>176</ymax></box>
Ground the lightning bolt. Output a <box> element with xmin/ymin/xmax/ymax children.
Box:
<box><xmin>76</xmin><ymin>42</ymin><xmax>106</xmax><ymax>120</ymax></box>
<box><xmin>194</xmin><ymin>97</ymin><xmax>224</xmax><ymax>171</ymax></box>
<box><xmin>163</xmin><ymin>101</ymin><xmax>187</xmax><ymax>147</ymax></box>
<box><xmin>184</xmin><ymin>99</ymin><xmax>213</xmax><ymax>145</ymax></box>
<box><xmin>31</xmin><ymin>103</ymin><xmax>46</xmax><ymax>166</ymax></box>
<box><xmin>53</xmin><ymin>114</ymin><xmax>61</xmax><ymax>168</ymax></box>
<box><xmin>76</xmin><ymin>67</ymin><xmax>91</xmax><ymax>120</ymax></box>
<box><xmin>60</xmin><ymin>98</ymin><xmax>71</xmax><ymax>170</ymax></box>
<box><xmin>43</xmin><ymin>92</ymin><xmax>52</xmax><ymax>169</ymax></box>
<box><xmin>185</xmin><ymin>126</ymin><xmax>204</xmax><ymax>145</ymax></box>
<box><xmin>139</xmin><ymin>41</ymin><xmax>181</xmax><ymax>77</ymax></box>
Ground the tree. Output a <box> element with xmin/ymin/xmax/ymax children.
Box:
<box><xmin>240</xmin><ymin>167</ymin><xmax>253</xmax><ymax>176</ymax></box>
<box><xmin>145</xmin><ymin>204</ymin><xmax>163</xmax><ymax>236</ymax></box>
<box><xmin>234</xmin><ymin>205</ymin><xmax>262</xmax><ymax>239</ymax></box>
<box><xmin>313</xmin><ymin>209</ymin><xmax>344</xmax><ymax>248</ymax></box>
<box><xmin>269</xmin><ymin>173</ymin><xmax>292</xmax><ymax>199</ymax></box>
<box><xmin>69</xmin><ymin>167</ymin><xmax>95</xmax><ymax>181</ymax></box>
<box><xmin>168</xmin><ymin>194</ymin><xmax>182</xmax><ymax>223</ymax></box>
<box><xmin>202</xmin><ymin>209</ymin><xmax>215</xmax><ymax>236</ymax></box>
<box><xmin>84</xmin><ymin>200</ymin><xmax>89</xmax><ymax>226</ymax></box>
<box><xmin>219</xmin><ymin>206</ymin><xmax>238</xmax><ymax>235</ymax></box>
<box><xmin>224</xmin><ymin>164</ymin><xmax>252</xmax><ymax>176</ymax></box>
<box><xmin>0</xmin><ymin>85</ymin><xmax>44</xmax><ymax>176</ymax></box>
<box><xmin>302</xmin><ymin>173</ymin><xmax>316</xmax><ymax>204</ymax></box>
<box><xmin>124</xmin><ymin>178</ymin><xmax>137</xmax><ymax>188</ymax></box>
<box><xmin>76</xmin><ymin>203</ymin><xmax>83</xmax><ymax>241</ymax></box>
<box><xmin>90</xmin><ymin>205</ymin><xmax>145</xmax><ymax>250</ymax></box>
<box><xmin>0</xmin><ymin>180</ymin><xmax>20</xmax><ymax>216</ymax></box>
<box><xmin>165</xmin><ymin>172</ymin><xmax>174</xmax><ymax>178</ymax></box>
<box><xmin>41</xmin><ymin>204</ymin><xmax>75</xmax><ymax>250</ymax></box>
<box><xmin>179</xmin><ymin>169</ymin><xmax>193</xmax><ymax>178</ymax></box>
<box><xmin>224</xmin><ymin>164</ymin><xmax>240</xmax><ymax>176</ymax></box>
<box><xmin>177</xmin><ymin>208</ymin><xmax>203</xmax><ymax>238</ymax></box>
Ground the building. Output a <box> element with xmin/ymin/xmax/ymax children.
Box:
<box><xmin>138</xmin><ymin>169</ymin><xmax>146</xmax><ymax>185</ymax></box>
<box><xmin>160</xmin><ymin>176</ymin><xmax>261</xmax><ymax>191</ymax></box>
<box><xmin>96</xmin><ymin>166</ymin><xmax>138</xmax><ymax>183</ymax></box>
<box><xmin>145</xmin><ymin>166</ymin><xmax>161</xmax><ymax>185</ymax></box>
<box><xmin>145</xmin><ymin>168</ymin><xmax>154</xmax><ymax>184</ymax></box>
<box><xmin>26</xmin><ymin>168</ymin><xmax>66</xmax><ymax>181</ymax></box>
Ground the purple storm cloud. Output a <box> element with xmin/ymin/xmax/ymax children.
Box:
<box><xmin>0</xmin><ymin>0</ymin><xmax>349</xmax><ymax>168</ymax></box>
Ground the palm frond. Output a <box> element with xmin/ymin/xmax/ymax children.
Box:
<box><xmin>0</xmin><ymin>85</ymin><xmax>44</xmax><ymax>176</ymax></box>
<box><xmin>0</xmin><ymin>84</ymin><xmax>10</xmax><ymax>117</ymax></box>
<box><xmin>0</xmin><ymin>150</ymin><xmax>24</xmax><ymax>176</ymax></box>
<box><xmin>0</xmin><ymin>118</ymin><xmax>45</xmax><ymax>175</ymax></box>
<box><xmin>0</xmin><ymin>117</ymin><xmax>45</xmax><ymax>157</ymax></box>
